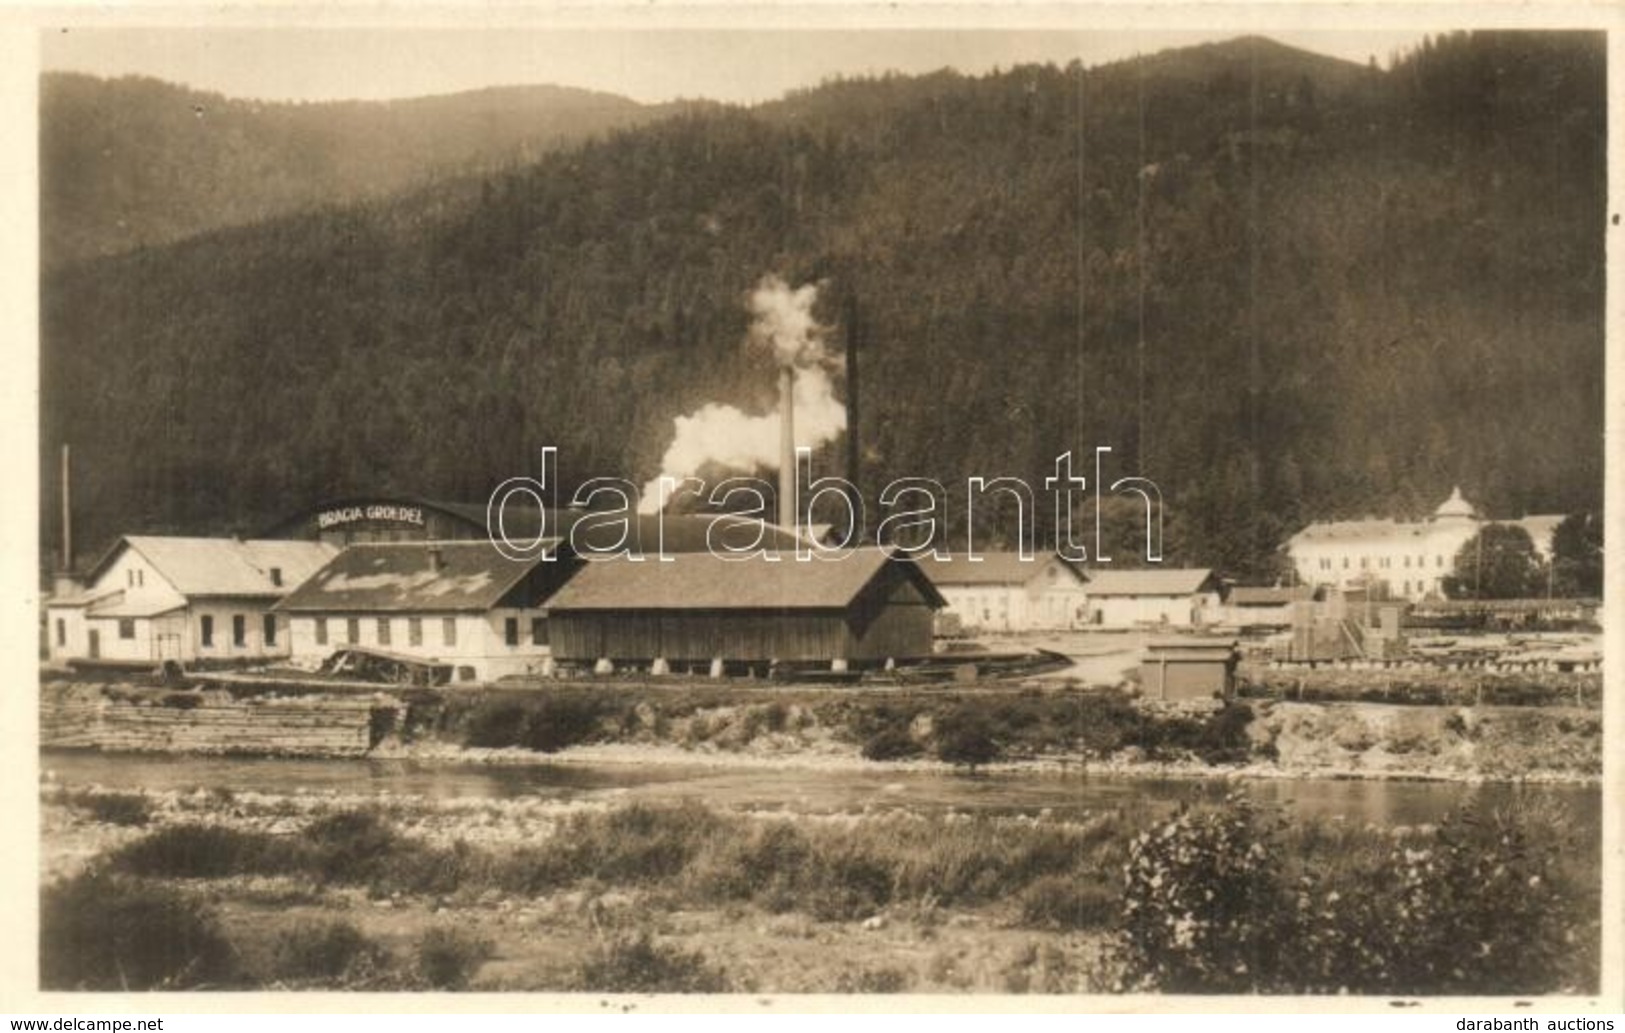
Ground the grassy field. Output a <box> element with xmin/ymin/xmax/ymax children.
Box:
<box><xmin>39</xmin><ymin>783</ymin><xmax>1600</xmax><ymax>995</ymax></box>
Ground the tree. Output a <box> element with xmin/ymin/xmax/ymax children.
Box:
<box><xmin>1442</xmin><ymin>524</ymin><xmax>1544</xmax><ymax>599</ymax></box>
<box><xmin>1550</xmin><ymin>512</ymin><xmax>1603</xmax><ymax>598</ymax></box>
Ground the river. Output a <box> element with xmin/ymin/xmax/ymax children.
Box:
<box><xmin>42</xmin><ymin>749</ymin><xmax>1600</xmax><ymax>835</ymax></box>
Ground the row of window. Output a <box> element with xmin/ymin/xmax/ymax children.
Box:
<box><xmin>198</xmin><ymin>614</ymin><xmax>276</xmax><ymax>648</ymax></box>
<box><xmin>1316</xmin><ymin>554</ymin><xmax>1447</xmax><ymax>572</ymax></box>
<box><xmin>125</xmin><ymin>568</ymin><xmax>146</xmax><ymax>588</ymax></box>
<box><xmin>310</xmin><ymin>616</ymin><xmax>548</xmax><ymax>649</ymax></box>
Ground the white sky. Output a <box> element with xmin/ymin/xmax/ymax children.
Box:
<box><xmin>38</xmin><ymin>23</ymin><xmax>1460</xmax><ymax>106</ymax></box>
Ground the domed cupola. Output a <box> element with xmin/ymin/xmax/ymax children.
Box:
<box><xmin>1432</xmin><ymin>486</ymin><xmax>1477</xmax><ymax>522</ymax></box>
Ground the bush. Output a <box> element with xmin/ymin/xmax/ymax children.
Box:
<box><xmin>40</xmin><ymin>870</ymin><xmax>237</xmax><ymax>989</ymax></box>
<box><xmin>861</xmin><ymin>726</ymin><xmax>922</xmax><ymax>761</ymax></box>
<box><xmin>1116</xmin><ymin>797</ymin><xmax>1596</xmax><ymax>995</ymax></box>
<box><xmin>574</xmin><ymin>932</ymin><xmax>728</xmax><ymax>993</ymax></box>
<box><xmin>934</xmin><ymin>709</ymin><xmax>1001</xmax><ymax>770</ymax></box>
<box><xmin>77</xmin><ymin>791</ymin><xmax>152</xmax><ymax>827</ymax></box>
<box><xmin>416</xmin><ymin>926</ymin><xmax>493</xmax><ymax>990</ymax></box>
<box><xmin>271</xmin><ymin>919</ymin><xmax>389</xmax><ymax>984</ymax></box>
<box><xmin>1118</xmin><ymin>795</ymin><xmax>1282</xmax><ymax>993</ymax></box>
<box><xmin>110</xmin><ymin>824</ymin><xmax>311</xmax><ymax>879</ymax></box>
<box><xmin>308</xmin><ymin>810</ymin><xmax>398</xmax><ymax>883</ymax></box>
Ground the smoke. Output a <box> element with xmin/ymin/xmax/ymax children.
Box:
<box><xmin>639</xmin><ymin>275</ymin><xmax>846</xmax><ymax>514</ymax></box>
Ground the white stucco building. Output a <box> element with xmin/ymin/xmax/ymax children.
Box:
<box><xmin>44</xmin><ymin>536</ymin><xmax>336</xmax><ymax>668</ymax></box>
<box><xmin>916</xmin><ymin>552</ymin><xmax>1090</xmax><ymax>632</ymax></box>
<box><xmin>1286</xmin><ymin>488</ymin><xmax>1566</xmax><ymax>602</ymax></box>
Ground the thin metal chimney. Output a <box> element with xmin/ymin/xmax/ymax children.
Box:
<box><xmin>778</xmin><ymin>365</ymin><xmax>796</xmax><ymax>532</ymax></box>
<box><xmin>428</xmin><ymin>546</ymin><xmax>446</xmax><ymax>574</ymax></box>
<box><xmin>60</xmin><ymin>443</ymin><xmax>71</xmax><ymax>575</ymax></box>
<box><xmin>843</xmin><ymin>294</ymin><xmax>861</xmax><ymax>530</ymax></box>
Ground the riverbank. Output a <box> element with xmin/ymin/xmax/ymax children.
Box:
<box><xmin>38</xmin><ymin>781</ymin><xmax>1601</xmax><ymax>994</ymax></box>
<box><xmin>41</xmin><ymin>677</ymin><xmax>1603</xmax><ymax>785</ymax></box>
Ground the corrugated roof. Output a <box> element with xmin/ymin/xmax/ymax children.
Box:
<box><xmin>275</xmin><ymin>541</ymin><xmax>559</xmax><ymax>613</ymax></box>
<box><xmin>916</xmin><ymin>551</ymin><xmax>1086</xmax><ymax>587</ymax></box>
<box><xmin>1228</xmin><ymin>586</ymin><xmax>1315</xmax><ymax>606</ymax></box>
<box><xmin>97</xmin><ymin>537</ymin><xmax>337</xmax><ymax>598</ymax></box>
<box><xmin>1289</xmin><ymin>518</ymin><xmax>1434</xmax><ymax>543</ymax></box>
<box><xmin>1084</xmin><ymin>568</ymin><xmax>1215</xmax><ymax>597</ymax></box>
<box><xmin>546</xmin><ymin>547</ymin><xmax>946</xmax><ymax>612</ymax></box>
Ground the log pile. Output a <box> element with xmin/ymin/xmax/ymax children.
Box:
<box><xmin>40</xmin><ymin>682</ymin><xmax>392</xmax><ymax>757</ymax></box>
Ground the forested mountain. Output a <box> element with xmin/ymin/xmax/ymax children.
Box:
<box><xmin>41</xmin><ymin>73</ymin><xmax>688</xmax><ymax>266</ymax></box>
<box><xmin>40</xmin><ymin>33</ymin><xmax>1606</xmax><ymax>579</ymax></box>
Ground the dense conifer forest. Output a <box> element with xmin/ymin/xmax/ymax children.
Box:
<box><xmin>40</xmin><ymin>33</ymin><xmax>1606</xmax><ymax>579</ymax></box>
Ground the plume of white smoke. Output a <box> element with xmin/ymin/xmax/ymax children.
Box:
<box><xmin>639</xmin><ymin>276</ymin><xmax>846</xmax><ymax>513</ymax></box>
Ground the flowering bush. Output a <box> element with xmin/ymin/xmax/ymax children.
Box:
<box><xmin>1117</xmin><ymin>797</ymin><xmax>1594</xmax><ymax>995</ymax></box>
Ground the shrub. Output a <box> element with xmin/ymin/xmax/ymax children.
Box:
<box><xmin>1116</xmin><ymin>797</ymin><xmax>1596</xmax><ymax>995</ymax></box>
<box><xmin>416</xmin><ymin>926</ymin><xmax>493</xmax><ymax>990</ymax></box>
<box><xmin>271</xmin><ymin>919</ymin><xmax>389</xmax><ymax>984</ymax></box>
<box><xmin>1118</xmin><ymin>795</ymin><xmax>1282</xmax><ymax>993</ymax></box>
<box><xmin>934</xmin><ymin>709</ymin><xmax>1001</xmax><ymax>770</ymax></box>
<box><xmin>574</xmin><ymin>932</ymin><xmax>728</xmax><ymax>993</ymax></box>
<box><xmin>110</xmin><ymin>824</ymin><xmax>311</xmax><ymax>879</ymax></box>
<box><xmin>861</xmin><ymin>726</ymin><xmax>922</xmax><ymax>761</ymax></box>
<box><xmin>78</xmin><ymin>792</ymin><xmax>152</xmax><ymax>827</ymax></box>
<box><xmin>308</xmin><ymin>810</ymin><xmax>398</xmax><ymax>883</ymax></box>
<box><xmin>40</xmin><ymin>870</ymin><xmax>237</xmax><ymax>989</ymax></box>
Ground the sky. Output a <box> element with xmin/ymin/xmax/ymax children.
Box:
<box><xmin>37</xmin><ymin>23</ymin><xmax>1459</xmax><ymax>106</ymax></box>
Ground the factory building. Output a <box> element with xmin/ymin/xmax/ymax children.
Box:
<box><xmin>273</xmin><ymin>540</ymin><xmax>578</xmax><ymax>683</ymax></box>
<box><xmin>916</xmin><ymin>552</ymin><xmax>1089</xmax><ymax>632</ymax></box>
<box><xmin>1219</xmin><ymin>585</ymin><xmax>1317</xmax><ymax>629</ymax></box>
<box><xmin>1287</xmin><ymin>488</ymin><xmax>1567</xmax><ymax>602</ymax></box>
<box><xmin>1082</xmin><ymin>568</ymin><xmax>1221</xmax><ymax>628</ymax></box>
<box><xmin>44</xmin><ymin>536</ymin><xmax>336</xmax><ymax>668</ymax></box>
<box><xmin>545</xmin><ymin>547</ymin><xmax>944</xmax><ymax>669</ymax></box>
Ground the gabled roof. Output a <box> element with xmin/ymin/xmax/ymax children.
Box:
<box><xmin>274</xmin><ymin>541</ymin><xmax>559</xmax><ymax>613</ymax></box>
<box><xmin>88</xmin><ymin>537</ymin><xmax>337</xmax><ymax>598</ymax></box>
<box><xmin>545</xmin><ymin>547</ymin><xmax>946</xmax><ymax>612</ymax></box>
<box><xmin>1228</xmin><ymin>585</ymin><xmax>1315</xmax><ymax>606</ymax></box>
<box><xmin>1084</xmin><ymin>567</ymin><xmax>1216</xmax><ymax>597</ymax></box>
<box><xmin>916</xmin><ymin>551</ymin><xmax>1087</xmax><ymax>588</ymax></box>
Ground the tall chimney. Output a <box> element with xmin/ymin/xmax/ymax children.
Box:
<box><xmin>778</xmin><ymin>365</ymin><xmax>796</xmax><ymax>531</ymax></box>
<box><xmin>60</xmin><ymin>443</ymin><xmax>72</xmax><ymax>575</ymax></box>
<box><xmin>843</xmin><ymin>294</ymin><xmax>861</xmax><ymax>531</ymax></box>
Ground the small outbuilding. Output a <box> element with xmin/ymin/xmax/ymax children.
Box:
<box><xmin>1139</xmin><ymin>637</ymin><xmax>1240</xmax><ymax>702</ymax></box>
<box><xmin>544</xmin><ymin>547</ymin><xmax>945</xmax><ymax>669</ymax></box>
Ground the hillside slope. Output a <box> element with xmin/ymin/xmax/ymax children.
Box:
<box><xmin>40</xmin><ymin>33</ymin><xmax>1606</xmax><ymax>576</ymax></box>
<box><xmin>41</xmin><ymin>73</ymin><xmax>686</xmax><ymax>265</ymax></box>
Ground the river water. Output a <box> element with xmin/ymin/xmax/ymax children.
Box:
<box><xmin>42</xmin><ymin>749</ymin><xmax>1600</xmax><ymax>835</ymax></box>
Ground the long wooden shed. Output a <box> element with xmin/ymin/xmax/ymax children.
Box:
<box><xmin>544</xmin><ymin>547</ymin><xmax>945</xmax><ymax>667</ymax></box>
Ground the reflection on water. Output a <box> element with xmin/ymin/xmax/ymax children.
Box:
<box><xmin>41</xmin><ymin>749</ymin><xmax>1600</xmax><ymax>836</ymax></box>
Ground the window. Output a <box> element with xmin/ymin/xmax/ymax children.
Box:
<box><xmin>118</xmin><ymin>618</ymin><xmax>135</xmax><ymax>640</ymax></box>
<box><xmin>1342</xmin><ymin>557</ymin><xmax>1350</xmax><ymax>570</ymax></box>
<box><xmin>1319</xmin><ymin>558</ymin><xmax>1331</xmax><ymax>571</ymax></box>
<box><xmin>55</xmin><ymin>619</ymin><xmax>64</xmax><ymax>647</ymax></box>
<box><xmin>1437</xmin><ymin>555</ymin><xmax>1445</xmax><ymax>568</ymax></box>
<box><xmin>137</xmin><ymin>569</ymin><xmax>144</xmax><ymax>587</ymax></box>
<box><xmin>504</xmin><ymin>617</ymin><xmax>519</xmax><ymax>647</ymax></box>
<box><xmin>200</xmin><ymin>615</ymin><xmax>214</xmax><ymax>648</ymax></box>
<box><xmin>264</xmin><ymin>614</ymin><xmax>277</xmax><ymax>647</ymax></box>
<box><xmin>315</xmin><ymin>617</ymin><xmax>328</xmax><ymax>646</ymax></box>
<box><xmin>409</xmin><ymin>618</ymin><xmax>423</xmax><ymax>647</ymax></box>
<box><xmin>127</xmin><ymin>569</ymin><xmax>134</xmax><ymax>587</ymax></box>
<box><xmin>1360</xmin><ymin>557</ymin><xmax>1368</xmax><ymax>570</ymax></box>
<box><xmin>1403</xmin><ymin>556</ymin><xmax>1411</xmax><ymax>568</ymax></box>
<box><xmin>443</xmin><ymin>618</ymin><xmax>457</xmax><ymax>647</ymax></box>
<box><xmin>269</xmin><ymin>567</ymin><xmax>283</xmax><ymax>588</ymax></box>
<box><xmin>377</xmin><ymin>618</ymin><xmax>392</xmax><ymax>646</ymax></box>
<box><xmin>233</xmin><ymin>615</ymin><xmax>246</xmax><ymax>647</ymax></box>
<box><xmin>346</xmin><ymin>618</ymin><xmax>360</xmax><ymax>645</ymax></box>
<box><xmin>531</xmin><ymin>617</ymin><xmax>548</xmax><ymax>646</ymax></box>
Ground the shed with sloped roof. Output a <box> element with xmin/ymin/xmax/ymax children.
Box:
<box><xmin>545</xmin><ymin>547</ymin><xmax>944</xmax><ymax>668</ymax></box>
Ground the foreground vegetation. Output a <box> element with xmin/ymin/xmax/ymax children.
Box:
<box><xmin>40</xmin><ymin>788</ymin><xmax>1599</xmax><ymax>994</ymax></box>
